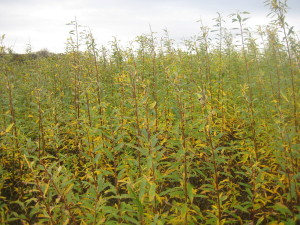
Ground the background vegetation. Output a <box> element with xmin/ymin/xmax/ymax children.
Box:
<box><xmin>0</xmin><ymin>1</ymin><xmax>299</xmax><ymax>224</ymax></box>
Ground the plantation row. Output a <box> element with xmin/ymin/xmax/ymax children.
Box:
<box><xmin>1</xmin><ymin>5</ymin><xmax>300</xmax><ymax>225</ymax></box>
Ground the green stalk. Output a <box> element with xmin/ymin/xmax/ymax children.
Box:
<box><xmin>37</xmin><ymin>90</ymin><xmax>46</xmax><ymax>158</ymax></box>
<box><xmin>177</xmin><ymin>95</ymin><xmax>188</xmax><ymax>224</ymax></box>
<box><xmin>5</xmin><ymin>69</ymin><xmax>19</xmax><ymax>180</ymax></box>
<box><xmin>149</xmin><ymin>26</ymin><xmax>159</xmax><ymax>133</ymax></box>
<box><xmin>205</xmin><ymin>118</ymin><xmax>222</xmax><ymax>224</ymax></box>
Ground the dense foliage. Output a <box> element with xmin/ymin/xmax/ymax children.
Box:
<box><xmin>0</xmin><ymin>2</ymin><xmax>299</xmax><ymax>224</ymax></box>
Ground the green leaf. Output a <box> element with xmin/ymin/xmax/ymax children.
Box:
<box><xmin>150</xmin><ymin>135</ymin><xmax>158</xmax><ymax>148</ymax></box>
<box><xmin>256</xmin><ymin>216</ymin><xmax>264</xmax><ymax>225</ymax></box>
<box><xmin>187</xmin><ymin>182</ymin><xmax>194</xmax><ymax>203</ymax></box>
<box><xmin>149</xmin><ymin>183</ymin><xmax>156</xmax><ymax>202</ymax></box>
<box><xmin>234</xmin><ymin>205</ymin><xmax>249</xmax><ymax>213</ymax></box>
<box><xmin>127</xmin><ymin>185</ymin><xmax>144</xmax><ymax>216</ymax></box>
<box><xmin>274</xmin><ymin>203</ymin><xmax>292</xmax><ymax>216</ymax></box>
<box><xmin>288</xmin><ymin>26</ymin><xmax>294</xmax><ymax>36</ymax></box>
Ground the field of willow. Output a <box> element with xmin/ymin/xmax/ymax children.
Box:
<box><xmin>0</xmin><ymin>3</ymin><xmax>300</xmax><ymax>225</ymax></box>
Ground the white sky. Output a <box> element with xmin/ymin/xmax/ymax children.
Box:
<box><xmin>1</xmin><ymin>0</ymin><xmax>299</xmax><ymax>53</ymax></box>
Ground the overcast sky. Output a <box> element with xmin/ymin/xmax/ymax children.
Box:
<box><xmin>1</xmin><ymin>0</ymin><xmax>299</xmax><ymax>53</ymax></box>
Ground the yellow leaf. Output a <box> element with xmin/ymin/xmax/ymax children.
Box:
<box><xmin>149</xmin><ymin>101</ymin><xmax>156</xmax><ymax>109</ymax></box>
<box><xmin>43</xmin><ymin>181</ymin><xmax>50</xmax><ymax>198</ymax></box>
<box><xmin>280</xmin><ymin>92</ymin><xmax>289</xmax><ymax>103</ymax></box>
<box><xmin>64</xmin><ymin>183</ymin><xmax>74</xmax><ymax>195</ymax></box>
<box><xmin>5</xmin><ymin>123</ymin><xmax>14</xmax><ymax>133</ymax></box>
<box><xmin>62</xmin><ymin>218</ymin><xmax>69</xmax><ymax>225</ymax></box>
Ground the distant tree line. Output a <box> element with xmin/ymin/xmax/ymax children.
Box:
<box><xmin>0</xmin><ymin>48</ymin><xmax>59</xmax><ymax>63</ymax></box>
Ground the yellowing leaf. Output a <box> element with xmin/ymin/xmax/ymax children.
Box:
<box><xmin>267</xmin><ymin>222</ymin><xmax>280</xmax><ymax>225</ymax></box>
<box><xmin>149</xmin><ymin>101</ymin><xmax>156</xmax><ymax>109</ymax></box>
<box><xmin>280</xmin><ymin>92</ymin><xmax>289</xmax><ymax>103</ymax></box>
<box><xmin>62</xmin><ymin>218</ymin><xmax>69</xmax><ymax>225</ymax></box>
<box><xmin>64</xmin><ymin>183</ymin><xmax>74</xmax><ymax>195</ymax></box>
<box><xmin>5</xmin><ymin>123</ymin><xmax>14</xmax><ymax>133</ymax></box>
<box><xmin>43</xmin><ymin>181</ymin><xmax>50</xmax><ymax>198</ymax></box>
